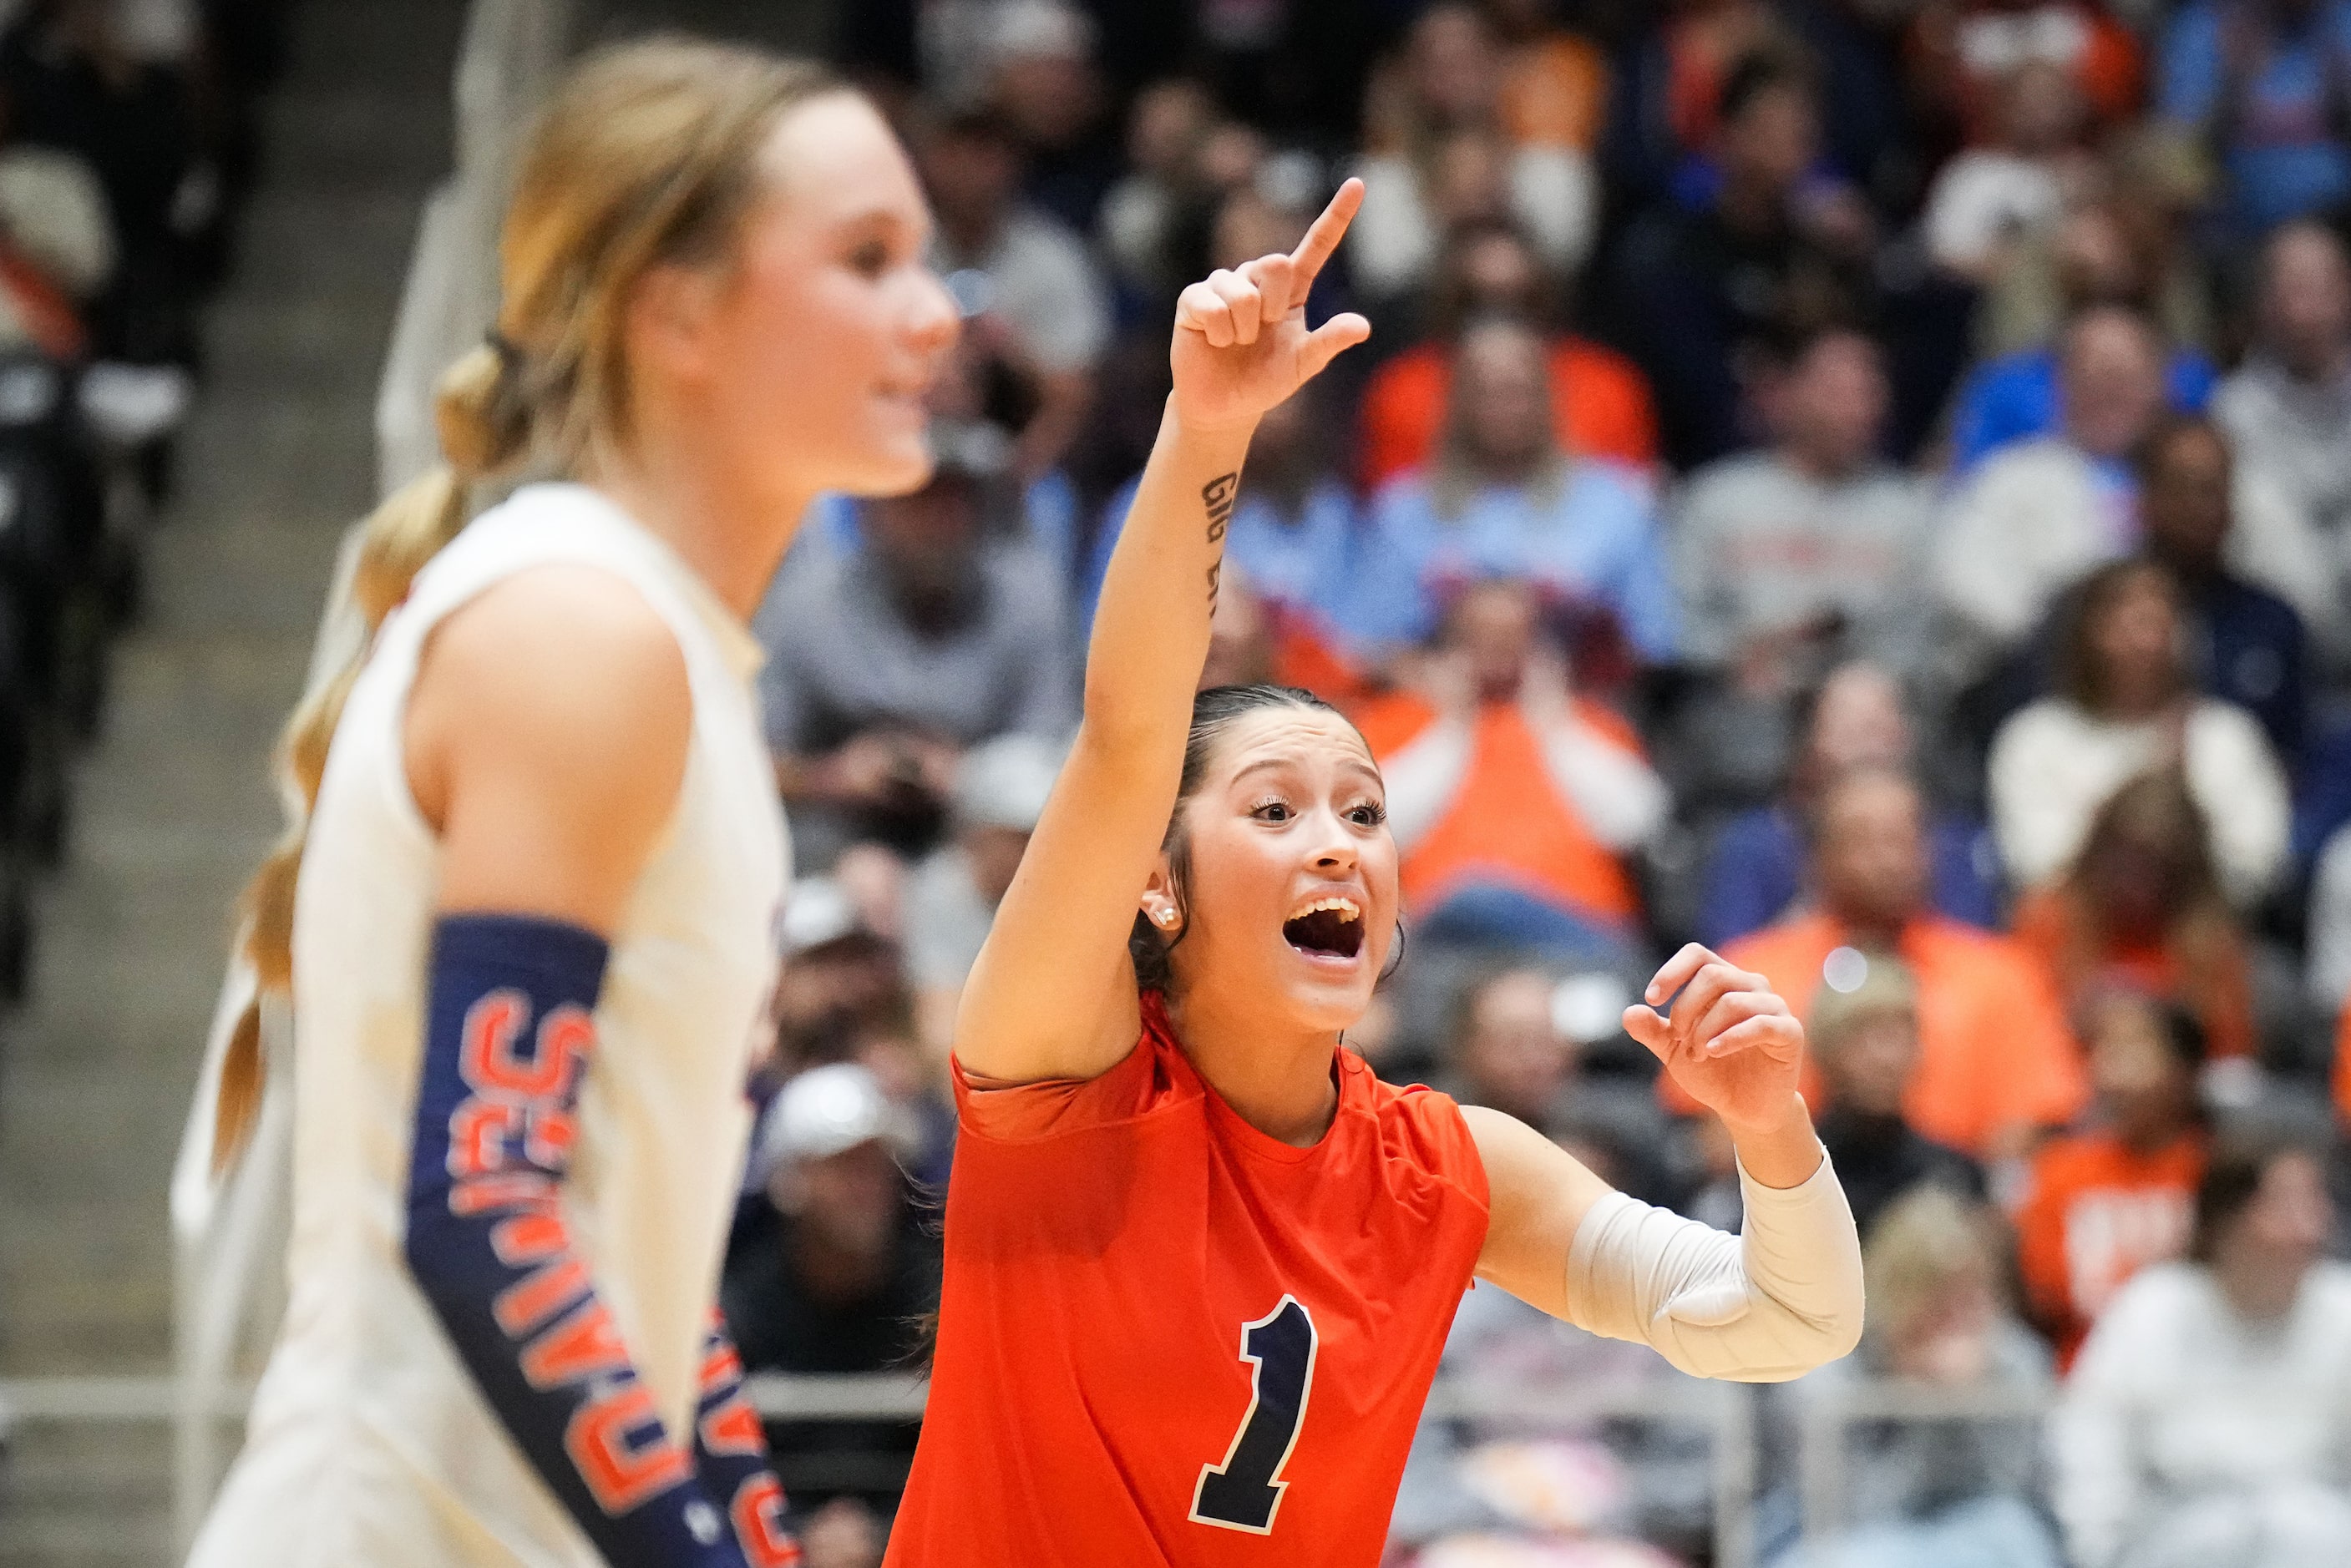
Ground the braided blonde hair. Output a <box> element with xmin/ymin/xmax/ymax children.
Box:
<box><xmin>212</xmin><ymin>38</ymin><xmax>845</xmax><ymax>1171</ymax></box>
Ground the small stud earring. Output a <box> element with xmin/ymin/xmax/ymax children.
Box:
<box><xmin>1155</xmin><ymin>908</ymin><xmax>1178</xmax><ymax>927</ymax></box>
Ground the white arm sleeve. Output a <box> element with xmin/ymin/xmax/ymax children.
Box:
<box><xmin>1564</xmin><ymin>1151</ymin><xmax>1864</xmax><ymax>1382</ymax></box>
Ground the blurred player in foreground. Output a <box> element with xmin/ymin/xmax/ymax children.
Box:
<box><xmin>190</xmin><ymin>40</ymin><xmax>957</xmax><ymax>1568</ymax></box>
<box><xmin>884</xmin><ymin>178</ymin><xmax>1865</xmax><ymax>1565</ymax></box>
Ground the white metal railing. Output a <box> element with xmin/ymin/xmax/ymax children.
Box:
<box><xmin>7</xmin><ymin>1371</ymin><xmax>1752</xmax><ymax>1562</ymax></box>
<box><xmin>1421</xmin><ymin>1372</ymin><xmax>1758</xmax><ymax>1568</ymax></box>
<box><xmin>152</xmin><ymin>0</ymin><xmax>578</xmax><ymax>1551</ymax></box>
<box><xmin>2</xmin><ymin>1368</ymin><xmax>2079</xmax><ymax>1563</ymax></box>
<box><xmin>1794</xmin><ymin>1378</ymin><xmax>2055</xmax><ymax>1543</ymax></box>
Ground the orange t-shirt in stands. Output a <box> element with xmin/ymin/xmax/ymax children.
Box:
<box><xmin>1354</xmin><ymin>691</ymin><xmax>1644</xmax><ymax>929</ymax></box>
<box><xmin>1920</xmin><ymin>4</ymin><xmax>2145</xmax><ymax>143</ymax></box>
<box><xmin>885</xmin><ymin>994</ymin><xmax>1492</xmax><ymax>1568</ymax></box>
<box><xmin>1266</xmin><ymin>605</ymin><xmax>1373</xmax><ymax>717</ymax></box>
<box><xmin>2008</xmin><ymin>887</ymin><xmax>2254</xmax><ymax>1060</ymax></box>
<box><xmin>1659</xmin><ymin>913</ymin><xmax>2089</xmax><ymax>1157</ymax></box>
<box><xmin>1499</xmin><ymin>34</ymin><xmax>1609</xmax><ymax>149</ymax></box>
<box><xmin>2335</xmin><ymin>1006</ymin><xmax>2351</xmax><ymax>1126</ymax></box>
<box><xmin>1357</xmin><ymin>338</ymin><xmax>1659</xmax><ymax>492</ymax></box>
<box><xmin>2014</xmin><ymin>1130</ymin><xmax>2202</xmax><ymax>1369</ymax></box>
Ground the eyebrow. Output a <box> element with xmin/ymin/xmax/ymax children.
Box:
<box><xmin>1229</xmin><ymin>755</ymin><xmax>1384</xmax><ymax>788</ymax></box>
<box><xmin>834</xmin><ymin>205</ymin><xmax>925</xmax><ymax>242</ymax></box>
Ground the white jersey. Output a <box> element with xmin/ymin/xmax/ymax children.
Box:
<box><xmin>190</xmin><ymin>483</ymin><xmax>790</xmax><ymax>1567</ymax></box>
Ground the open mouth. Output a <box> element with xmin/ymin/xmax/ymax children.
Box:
<box><xmin>1282</xmin><ymin>896</ymin><xmax>1364</xmax><ymax>960</ymax></box>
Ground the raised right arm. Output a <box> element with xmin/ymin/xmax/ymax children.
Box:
<box><xmin>954</xmin><ymin>181</ymin><xmax>1371</xmax><ymax>1085</ymax></box>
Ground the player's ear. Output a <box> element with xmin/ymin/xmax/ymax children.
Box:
<box><xmin>626</xmin><ymin>260</ymin><xmax>724</xmax><ymax>386</ymax></box>
<box><xmin>1140</xmin><ymin>860</ymin><xmax>1183</xmax><ymax>933</ymax></box>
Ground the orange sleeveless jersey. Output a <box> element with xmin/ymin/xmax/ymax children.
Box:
<box><xmin>884</xmin><ymin>994</ymin><xmax>1492</xmax><ymax>1567</ymax></box>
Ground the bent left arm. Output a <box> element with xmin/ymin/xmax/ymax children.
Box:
<box><xmin>1467</xmin><ymin>945</ymin><xmax>1864</xmax><ymax>1382</ymax></box>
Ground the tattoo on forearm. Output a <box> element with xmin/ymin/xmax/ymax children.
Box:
<box><xmin>1202</xmin><ymin>473</ymin><xmax>1238</xmax><ymax>544</ymax></box>
<box><xmin>1202</xmin><ymin>473</ymin><xmax>1238</xmax><ymax>609</ymax></box>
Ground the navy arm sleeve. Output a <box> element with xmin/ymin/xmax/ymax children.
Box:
<box><xmin>690</xmin><ymin>1316</ymin><xmax>803</xmax><ymax>1565</ymax></box>
<box><xmin>404</xmin><ymin>913</ymin><xmax>801</xmax><ymax>1568</ymax></box>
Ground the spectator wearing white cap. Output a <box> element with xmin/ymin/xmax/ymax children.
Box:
<box><xmin>770</xmin><ymin>877</ymin><xmax>908</xmax><ymax>1083</ymax></box>
<box><xmin>720</xmin><ymin>1063</ymin><xmax>940</xmax><ymax>1521</ymax></box>
<box><xmin>723</xmin><ymin>1061</ymin><xmax>936</xmax><ymax>1362</ymax></box>
<box><xmin>906</xmin><ymin>733</ymin><xmax>1064</xmax><ymax>1065</ymax></box>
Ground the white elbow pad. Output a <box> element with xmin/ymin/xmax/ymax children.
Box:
<box><xmin>1563</xmin><ymin>1151</ymin><xmax>1865</xmax><ymax>1382</ymax></box>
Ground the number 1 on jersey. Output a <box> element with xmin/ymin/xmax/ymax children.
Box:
<box><xmin>1190</xmin><ymin>1295</ymin><xmax>1318</xmax><ymax>1534</ymax></box>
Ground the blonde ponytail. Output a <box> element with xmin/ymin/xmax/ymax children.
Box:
<box><xmin>211</xmin><ymin>363</ymin><xmax>506</xmax><ymax>1171</ymax></box>
<box><xmin>209</xmin><ymin>39</ymin><xmax>845</xmax><ymax>1173</ymax></box>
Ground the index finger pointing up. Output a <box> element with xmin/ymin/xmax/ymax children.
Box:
<box><xmin>1289</xmin><ymin>176</ymin><xmax>1365</xmax><ymax>285</ymax></box>
<box><xmin>1644</xmin><ymin>941</ymin><xmax>1730</xmax><ymax>1007</ymax></box>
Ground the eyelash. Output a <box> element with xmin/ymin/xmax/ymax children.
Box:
<box><xmin>1249</xmin><ymin>798</ymin><xmax>1388</xmax><ymax>827</ymax></box>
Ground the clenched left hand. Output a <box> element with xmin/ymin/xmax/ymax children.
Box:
<box><xmin>1623</xmin><ymin>943</ymin><xmax>1807</xmax><ymax>1136</ymax></box>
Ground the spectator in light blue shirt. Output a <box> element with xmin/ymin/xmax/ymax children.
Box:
<box><xmin>1343</xmin><ymin>316</ymin><xmax>1680</xmax><ymax>670</ymax></box>
<box><xmin>1948</xmin><ymin>340</ymin><xmax>2215</xmax><ymax>475</ymax></box>
<box><xmin>2161</xmin><ymin>0</ymin><xmax>2351</xmax><ymax>235</ymax></box>
<box><xmin>1079</xmin><ymin>382</ymin><xmax>1360</xmax><ymax>647</ymax></box>
<box><xmin>1950</xmin><ymin>200</ymin><xmax>2218</xmax><ymax>473</ymax></box>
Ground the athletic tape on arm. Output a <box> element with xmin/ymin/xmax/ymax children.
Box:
<box><xmin>403</xmin><ymin>913</ymin><xmax>800</xmax><ymax>1567</ymax></box>
<box><xmin>1563</xmin><ymin>1151</ymin><xmax>1864</xmax><ymax>1382</ymax></box>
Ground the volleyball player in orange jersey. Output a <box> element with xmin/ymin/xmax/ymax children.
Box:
<box><xmin>883</xmin><ymin>180</ymin><xmax>1867</xmax><ymax>1567</ymax></box>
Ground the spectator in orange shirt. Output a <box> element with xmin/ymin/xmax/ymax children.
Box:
<box><xmin>1632</xmin><ymin>0</ymin><xmax>1796</xmax><ymax>169</ymax></box>
<box><xmin>1356</xmin><ymin>218</ymin><xmax>1659</xmax><ymax>491</ymax></box>
<box><xmin>2050</xmin><ymin>1126</ymin><xmax>2351</xmax><ymax>1567</ymax></box>
<box><xmin>2337</xmin><ymin>1005</ymin><xmax>2351</xmax><ymax>1128</ymax></box>
<box><xmin>1192</xmin><ymin>564</ymin><xmax>1371</xmax><ymax>716</ymax></box>
<box><xmin>1484</xmin><ymin>0</ymin><xmax>1610</xmax><ymax>151</ymax></box>
<box><xmin>1355</xmin><ymin>578</ymin><xmax>1668</xmax><ymax>964</ymax></box>
<box><xmin>2011</xmin><ymin>770</ymin><xmax>2258</xmax><ymax>1065</ymax></box>
<box><xmin>1666</xmin><ymin>766</ymin><xmax>2088</xmax><ymax>1156</ymax></box>
<box><xmin>2014</xmin><ymin>988</ymin><xmax>2207</xmax><ymax>1368</ymax></box>
<box><xmin>1910</xmin><ymin>1</ymin><xmax>2145</xmax><ymax>149</ymax></box>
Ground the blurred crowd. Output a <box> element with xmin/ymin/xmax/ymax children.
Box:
<box><xmin>722</xmin><ymin>2</ymin><xmax>2351</xmax><ymax>1565</ymax></box>
<box><xmin>0</xmin><ymin>0</ymin><xmax>285</xmax><ymax>1485</ymax></box>
<box><xmin>0</xmin><ymin>0</ymin><xmax>281</xmax><ymax>993</ymax></box>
